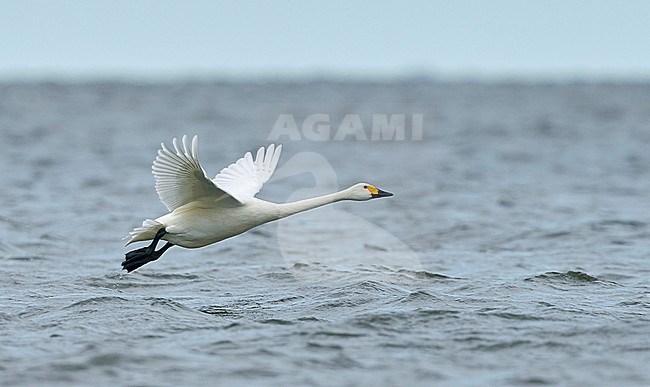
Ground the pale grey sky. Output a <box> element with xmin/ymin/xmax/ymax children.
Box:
<box><xmin>1</xmin><ymin>0</ymin><xmax>649</xmax><ymax>80</ymax></box>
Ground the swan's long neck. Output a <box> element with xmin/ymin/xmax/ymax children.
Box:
<box><xmin>275</xmin><ymin>190</ymin><xmax>348</xmax><ymax>220</ymax></box>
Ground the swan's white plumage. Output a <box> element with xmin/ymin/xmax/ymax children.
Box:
<box><xmin>125</xmin><ymin>135</ymin><xmax>391</xmax><ymax>253</ymax></box>
<box><xmin>153</xmin><ymin>135</ymin><xmax>227</xmax><ymax>212</ymax></box>
<box><xmin>127</xmin><ymin>136</ymin><xmax>285</xmax><ymax>246</ymax></box>
<box><xmin>213</xmin><ymin>143</ymin><xmax>282</xmax><ymax>203</ymax></box>
<box><xmin>125</xmin><ymin>218</ymin><xmax>163</xmax><ymax>245</ymax></box>
<box><xmin>153</xmin><ymin>135</ymin><xmax>282</xmax><ymax>208</ymax></box>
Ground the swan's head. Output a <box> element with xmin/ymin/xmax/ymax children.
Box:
<box><xmin>347</xmin><ymin>183</ymin><xmax>394</xmax><ymax>201</ymax></box>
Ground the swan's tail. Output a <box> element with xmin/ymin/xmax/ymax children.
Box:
<box><xmin>123</xmin><ymin>219</ymin><xmax>164</xmax><ymax>246</ymax></box>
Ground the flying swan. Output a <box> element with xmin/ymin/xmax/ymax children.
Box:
<box><xmin>122</xmin><ymin>135</ymin><xmax>393</xmax><ymax>272</ymax></box>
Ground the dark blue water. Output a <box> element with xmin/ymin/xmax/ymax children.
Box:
<box><xmin>1</xmin><ymin>80</ymin><xmax>649</xmax><ymax>385</ymax></box>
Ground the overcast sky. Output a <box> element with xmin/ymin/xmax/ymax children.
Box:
<box><xmin>1</xmin><ymin>0</ymin><xmax>649</xmax><ymax>80</ymax></box>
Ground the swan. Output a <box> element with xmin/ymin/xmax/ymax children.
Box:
<box><xmin>121</xmin><ymin>135</ymin><xmax>393</xmax><ymax>272</ymax></box>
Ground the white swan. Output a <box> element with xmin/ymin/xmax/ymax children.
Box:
<box><xmin>122</xmin><ymin>135</ymin><xmax>393</xmax><ymax>272</ymax></box>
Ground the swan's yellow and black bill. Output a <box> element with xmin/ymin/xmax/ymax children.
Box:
<box><xmin>365</xmin><ymin>184</ymin><xmax>393</xmax><ymax>198</ymax></box>
<box><xmin>371</xmin><ymin>188</ymin><xmax>393</xmax><ymax>198</ymax></box>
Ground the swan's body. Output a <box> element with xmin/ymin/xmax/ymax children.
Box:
<box><xmin>129</xmin><ymin>190</ymin><xmax>355</xmax><ymax>249</ymax></box>
<box><xmin>122</xmin><ymin>135</ymin><xmax>392</xmax><ymax>272</ymax></box>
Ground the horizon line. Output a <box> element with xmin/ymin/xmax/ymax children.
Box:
<box><xmin>2</xmin><ymin>68</ymin><xmax>650</xmax><ymax>84</ymax></box>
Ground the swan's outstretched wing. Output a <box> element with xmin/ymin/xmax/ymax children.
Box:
<box><xmin>152</xmin><ymin>135</ymin><xmax>228</xmax><ymax>211</ymax></box>
<box><xmin>213</xmin><ymin>144</ymin><xmax>282</xmax><ymax>203</ymax></box>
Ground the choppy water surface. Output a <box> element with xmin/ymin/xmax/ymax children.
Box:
<box><xmin>1</xmin><ymin>80</ymin><xmax>649</xmax><ymax>385</ymax></box>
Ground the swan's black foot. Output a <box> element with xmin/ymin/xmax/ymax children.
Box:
<box><xmin>125</xmin><ymin>245</ymin><xmax>152</xmax><ymax>260</ymax></box>
<box><xmin>122</xmin><ymin>242</ymin><xmax>173</xmax><ymax>272</ymax></box>
<box><xmin>122</xmin><ymin>228</ymin><xmax>174</xmax><ymax>272</ymax></box>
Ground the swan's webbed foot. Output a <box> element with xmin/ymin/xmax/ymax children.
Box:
<box><xmin>125</xmin><ymin>245</ymin><xmax>152</xmax><ymax>260</ymax></box>
<box><xmin>122</xmin><ymin>228</ymin><xmax>174</xmax><ymax>272</ymax></box>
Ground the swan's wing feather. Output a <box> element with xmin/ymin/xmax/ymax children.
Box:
<box><xmin>213</xmin><ymin>144</ymin><xmax>282</xmax><ymax>203</ymax></box>
<box><xmin>152</xmin><ymin>135</ymin><xmax>229</xmax><ymax>211</ymax></box>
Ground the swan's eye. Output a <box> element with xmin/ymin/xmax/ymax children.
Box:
<box><xmin>363</xmin><ymin>185</ymin><xmax>368</xmax><ymax>189</ymax></box>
